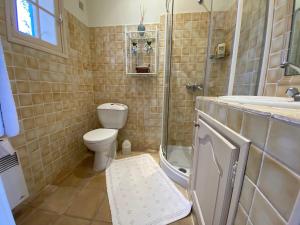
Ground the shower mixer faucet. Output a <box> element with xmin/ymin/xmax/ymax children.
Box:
<box><xmin>286</xmin><ymin>87</ymin><xmax>300</xmax><ymax>101</ymax></box>
<box><xmin>185</xmin><ymin>83</ymin><xmax>203</xmax><ymax>92</ymax></box>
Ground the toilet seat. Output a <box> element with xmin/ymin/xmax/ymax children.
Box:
<box><xmin>83</xmin><ymin>129</ymin><xmax>118</xmax><ymax>143</ymax></box>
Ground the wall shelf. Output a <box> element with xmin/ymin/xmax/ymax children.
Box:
<box><xmin>125</xmin><ymin>26</ymin><xmax>159</xmax><ymax>76</ymax></box>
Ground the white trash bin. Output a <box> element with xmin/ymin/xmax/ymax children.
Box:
<box><xmin>122</xmin><ymin>140</ymin><xmax>131</xmax><ymax>155</ymax></box>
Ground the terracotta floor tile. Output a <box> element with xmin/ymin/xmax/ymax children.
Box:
<box><xmin>90</xmin><ymin>221</ymin><xmax>112</xmax><ymax>225</ymax></box>
<box><xmin>14</xmin><ymin>152</ymin><xmax>194</xmax><ymax>225</ymax></box>
<box><xmin>28</xmin><ymin>185</ymin><xmax>58</xmax><ymax>208</ymax></box>
<box><xmin>93</xmin><ymin>194</ymin><xmax>112</xmax><ymax>222</ymax></box>
<box><xmin>169</xmin><ymin>214</ymin><xmax>194</xmax><ymax>225</ymax></box>
<box><xmin>175</xmin><ymin>183</ymin><xmax>189</xmax><ymax>198</ymax></box>
<box><xmin>56</xmin><ymin>174</ymin><xmax>89</xmax><ymax>188</ymax></box>
<box><xmin>19</xmin><ymin>209</ymin><xmax>59</xmax><ymax>225</ymax></box>
<box><xmin>13</xmin><ymin>205</ymin><xmax>35</xmax><ymax>225</ymax></box>
<box><xmin>72</xmin><ymin>156</ymin><xmax>98</xmax><ymax>179</ymax></box>
<box><xmin>38</xmin><ymin>187</ymin><xmax>78</xmax><ymax>214</ymax></box>
<box><xmin>85</xmin><ymin>173</ymin><xmax>106</xmax><ymax>191</ymax></box>
<box><xmin>66</xmin><ymin>188</ymin><xmax>105</xmax><ymax>219</ymax></box>
<box><xmin>54</xmin><ymin>215</ymin><xmax>91</xmax><ymax>225</ymax></box>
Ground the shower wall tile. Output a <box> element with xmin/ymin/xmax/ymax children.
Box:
<box><xmin>233</xmin><ymin>0</ymin><xmax>268</xmax><ymax>95</ymax></box>
<box><xmin>264</xmin><ymin>0</ymin><xmax>298</xmax><ymax>96</ymax></box>
<box><xmin>207</xmin><ymin>1</ymin><xmax>237</xmax><ymax>96</ymax></box>
<box><xmin>168</xmin><ymin>12</ymin><xmax>209</xmax><ymax>147</ymax></box>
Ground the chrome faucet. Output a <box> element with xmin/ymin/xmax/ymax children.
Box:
<box><xmin>286</xmin><ymin>87</ymin><xmax>300</xmax><ymax>101</ymax></box>
<box><xmin>185</xmin><ymin>83</ymin><xmax>203</xmax><ymax>92</ymax></box>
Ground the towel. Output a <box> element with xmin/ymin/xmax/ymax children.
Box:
<box><xmin>0</xmin><ymin>111</ymin><xmax>3</xmax><ymax>137</ymax></box>
<box><xmin>0</xmin><ymin>38</ymin><xmax>19</xmax><ymax>137</ymax></box>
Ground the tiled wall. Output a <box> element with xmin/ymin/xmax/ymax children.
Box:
<box><xmin>90</xmin><ymin>23</ymin><xmax>163</xmax><ymax>151</ymax></box>
<box><xmin>167</xmin><ymin>12</ymin><xmax>209</xmax><ymax>146</ymax></box>
<box><xmin>197</xmin><ymin>98</ymin><xmax>300</xmax><ymax>225</ymax></box>
<box><xmin>90</xmin><ymin>12</ymin><xmax>211</xmax><ymax>149</ymax></box>
<box><xmin>206</xmin><ymin>2</ymin><xmax>237</xmax><ymax>97</ymax></box>
<box><xmin>0</xmin><ymin>0</ymin><xmax>97</xmax><ymax>195</ymax></box>
<box><xmin>233</xmin><ymin>0</ymin><xmax>269</xmax><ymax>95</ymax></box>
<box><xmin>264</xmin><ymin>0</ymin><xmax>300</xmax><ymax>96</ymax></box>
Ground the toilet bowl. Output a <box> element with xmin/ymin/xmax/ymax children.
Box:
<box><xmin>83</xmin><ymin>129</ymin><xmax>118</xmax><ymax>171</ymax></box>
<box><xmin>83</xmin><ymin>103</ymin><xmax>128</xmax><ymax>171</ymax></box>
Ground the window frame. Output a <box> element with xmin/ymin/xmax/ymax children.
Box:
<box><xmin>5</xmin><ymin>0</ymin><xmax>68</xmax><ymax>58</ymax></box>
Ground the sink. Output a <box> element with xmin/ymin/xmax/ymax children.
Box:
<box><xmin>219</xmin><ymin>96</ymin><xmax>300</xmax><ymax>109</ymax></box>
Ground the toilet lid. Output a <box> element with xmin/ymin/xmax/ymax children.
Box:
<box><xmin>83</xmin><ymin>129</ymin><xmax>118</xmax><ymax>143</ymax></box>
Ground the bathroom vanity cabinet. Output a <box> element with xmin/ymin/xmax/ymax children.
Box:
<box><xmin>190</xmin><ymin>109</ymin><xmax>250</xmax><ymax>225</ymax></box>
<box><xmin>191</xmin><ymin>97</ymin><xmax>300</xmax><ymax>225</ymax></box>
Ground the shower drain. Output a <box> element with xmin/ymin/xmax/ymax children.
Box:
<box><xmin>178</xmin><ymin>168</ymin><xmax>187</xmax><ymax>173</ymax></box>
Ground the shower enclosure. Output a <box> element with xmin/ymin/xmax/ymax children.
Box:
<box><xmin>160</xmin><ymin>0</ymin><xmax>270</xmax><ymax>187</ymax></box>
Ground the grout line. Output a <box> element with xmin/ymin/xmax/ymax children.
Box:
<box><xmin>263</xmin><ymin>151</ymin><xmax>300</xmax><ymax>179</ymax></box>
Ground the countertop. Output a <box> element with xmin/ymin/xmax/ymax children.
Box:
<box><xmin>196</xmin><ymin>96</ymin><xmax>300</xmax><ymax>125</ymax></box>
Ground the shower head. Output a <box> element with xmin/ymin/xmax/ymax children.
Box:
<box><xmin>197</xmin><ymin>0</ymin><xmax>204</xmax><ymax>4</ymax></box>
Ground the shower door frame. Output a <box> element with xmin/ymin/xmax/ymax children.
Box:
<box><xmin>161</xmin><ymin>6</ymin><xmax>174</xmax><ymax>159</ymax></box>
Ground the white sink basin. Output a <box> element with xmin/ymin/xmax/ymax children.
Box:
<box><xmin>219</xmin><ymin>96</ymin><xmax>300</xmax><ymax>109</ymax></box>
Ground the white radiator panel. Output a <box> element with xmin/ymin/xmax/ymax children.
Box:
<box><xmin>0</xmin><ymin>153</ymin><xmax>29</xmax><ymax>209</ymax></box>
<box><xmin>0</xmin><ymin>177</ymin><xmax>16</xmax><ymax>225</ymax></box>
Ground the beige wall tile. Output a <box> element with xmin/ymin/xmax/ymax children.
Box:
<box><xmin>241</xmin><ymin>112</ymin><xmax>269</xmax><ymax>149</ymax></box>
<box><xmin>266</xmin><ymin>118</ymin><xmax>300</xmax><ymax>174</ymax></box>
<box><xmin>245</xmin><ymin>145</ymin><xmax>263</xmax><ymax>184</ymax></box>
<box><xmin>258</xmin><ymin>154</ymin><xmax>300</xmax><ymax>221</ymax></box>
<box><xmin>1</xmin><ymin>9</ymin><xmax>97</xmax><ymax>196</ymax></box>
<box><xmin>234</xmin><ymin>204</ymin><xmax>248</xmax><ymax>225</ymax></box>
<box><xmin>240</xmin><ymin>176</ymin><xmax>256</xmax><ymax>213</ymax></box>
<box><xmin>250</xmin><ymin>190</ymin><xmax>286</xmax><ymax>225</ymax></box>
<box><xmin>226</xmin><ymin>107</ymin><xmax>243</xmax><ymax>133</ymax></box>
<box><xmin>215</xmin><ymin>104</ymin><xmax>228</xmax><ymax>124</ymax></box>
<box><xmin>263</xmin><ymin>0</ymin><xmax>297</xmax><ymax>96</ymax></box>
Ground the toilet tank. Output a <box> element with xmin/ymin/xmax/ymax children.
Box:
<box><xmin>97</xmin><ymin>103</ymin><xmax>128</xmax><ymax>129</ymax></box>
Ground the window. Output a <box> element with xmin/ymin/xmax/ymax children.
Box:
<box><xmin>6</xmin><ymin>0</ymin><xmax>67</xmax><ymax>57</ymax></box>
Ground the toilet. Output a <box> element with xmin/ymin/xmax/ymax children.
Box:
<box><xmin>83</xmin><ymin>103</ymin><xmax>128</xmax><ymax>171</ymax></box>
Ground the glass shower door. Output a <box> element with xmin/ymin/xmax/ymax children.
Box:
<box><xmin>204</xmin><ymin>0</ymin><xmax>238</xmax><ymax>96</ymax></box>
<box><xmin>162</xmin><ymin>1</ymin><xmax>210</xmax><ymax>174</ymax></box>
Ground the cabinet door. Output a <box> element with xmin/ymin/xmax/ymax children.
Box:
<box><xmin>191</xmin><ymin>119</ymin><xmax>239</xmax><ymax>225</ymax></box>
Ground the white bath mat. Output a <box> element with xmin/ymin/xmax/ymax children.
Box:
<box><xmin>106</xmin><ymin>154</ymin><xmax>192</xmax><ymax>225</ymax></box>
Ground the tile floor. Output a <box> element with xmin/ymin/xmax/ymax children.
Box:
<box><xmin>13</xmin><ymin>151</ymin><xmax>195</xmax><ymax>225</ymax></box>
